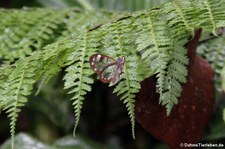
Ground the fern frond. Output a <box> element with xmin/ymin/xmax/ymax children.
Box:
<box><xmin>192</xmin><ymin>0</ymin><xmax>225</xmax><ymax>33</ymax></box>
<box><xmin>113</xmin><ymin>55</ymin><xmax>142</xmax><ymax>139</ymax></box>
<box><xmin>63</xmin><ymin>31</ymin><xmax>94</xmax><ymax>136</ymax></box>
<box><xmin>0</xmin><ymin>54</ymin><xmax>41</xmax><ymax>148</ymax></box>
<box><xmin>134</xmin><ymin>9</ymin><xmax>187</xmax><ymax>115</ymax></box>
<box><xmin>159</xmin><ymin>0</ymin><xmax>199</xmax><ymax>114</ymax></box>
<box><xmin>167</xmin><ymin>0</ymin><xmax>196</xmax><ymax>34</ymax></box>
<box><xmin>161</xmin><ymin>41</ymin><xmax>189</xmax><ymax>114</ymax></box>
<box><xmin>135</xmin><ymin>10</ymin><xmax>170</xmax><ymax>105</ymax></box>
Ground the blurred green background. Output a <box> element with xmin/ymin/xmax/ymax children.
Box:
<box><xmin>0</xmin><ymin>0</ymin><xmax>224</xmax><ymax>149</ymax></box>
<box><xmin>0</xmin><ymin>0</ymin><xmax>168</xmax><ymax>11</ymax></box>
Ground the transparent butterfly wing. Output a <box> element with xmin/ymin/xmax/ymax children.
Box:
<box><xmin>100</xmin><ymin>57</ymin><xmax>125</xmax><ymax>86</ymax></box>
<box><xmin>100</xmin><ymin>63</ymin><xmax>118</xmax><ymax>83</ymax></box>
<box><xmin>89</xmin><ymin>54</ymin><xmax>116</xmax><ymax>74</ymax></box>
<box><xmin>109</xmin><ymin>69</ymin><xmax>121</xmax><ymax>87</ymax></box>
<box><xmin>90</xmin><ymin>54</ymin><xmax>125</xmax><ymax>86</ymax></box>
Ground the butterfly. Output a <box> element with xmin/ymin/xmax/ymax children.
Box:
<box><xmin>89</xmin><ymin>54</ymin><xmax>125</xmax><ymax>86</ymax></box>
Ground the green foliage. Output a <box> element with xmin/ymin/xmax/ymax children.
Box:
<box><xmin>1</xmin><ymin>0</ymin><xmax>225</xmax><ymax>148</ymax></box>
<box><xmin>0</xmin><ymin>8</ymin><xmax>70</xmax><ymax>62</ymax></box>
<box><xmin>193</xmin><ymin>0</ymin><xmax>225</xmax><ymax>33</ymax></box>
<box><xmin>63</xmin><ymin>31</ymin><xmax>95</xmax><ymax>136</ymax></box>
<box><xmin>113</xmin><ymin>55</ymin><xmax>143</xmax><ymax>138</ymax></box>
<box><xmin>0</xmin><ymin>56</ymin><xmax>40</xmax><ymax>149</ymax></box>
<box><xmin>85</xmin><ymin>0</ymin><xmax>168</xmax><ymax>11</ymax></box>
<box><xmin>0</xmin><ymin>8</ymin><xmax>113</xmax><ymax>148</ymax></box>
<box><xmin>222</xmin><ymin>66</ymin><xmax>225</xmax><ymax>91</ymax></box>
<box><xmin>198</xmin><ymin>34</ymin><xmax>225</xmax><ymax>92</ymax></box>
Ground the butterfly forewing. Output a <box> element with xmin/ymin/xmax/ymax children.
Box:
<box><xmin>89</xmin><ymin>54</ymin><xmax>116</xmax><ymax>74</ymax></box>
<box><xmin>90</xmin><ymin>54</ymin><xmax>125</xmax><ymax>86</ymax></box>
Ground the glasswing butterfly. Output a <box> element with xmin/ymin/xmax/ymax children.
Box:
<box><xmin>89</xmin><ymin>54</ymin><xmax>125</xmax><ymax>86</ymax></box>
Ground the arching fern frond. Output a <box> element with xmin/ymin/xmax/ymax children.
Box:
<box><xmin>133</xmin><ymin>7</ymin><xmax>189</xmax><ymax>115</ymax></box>
<box><xmin>135</xmin><ymin>10</ymin><xmax>174</xmax><ymax>113</ymax></box>
<box><xmin>61</xmin><ymin>11</ymin><xmax>114</xmax><ymax>136</ymax></box>
<box><xmin>63</xmin><ymin>31</ymin><xmax>95</xmax><ymax>136</ymax></box>
<box><xmin>161</xmin><ymin>40</ymin><xmax>189</xmax><ymax>114</ymax></box>
<box><xmin>113</xmin><ymin>55</ymin><xmax>142</xmax><ymax>139</ymax></box>
<box><xmin>0</xmin><ymin>54</ymin><xmax>42</xmax><ymax>149</ymax></box>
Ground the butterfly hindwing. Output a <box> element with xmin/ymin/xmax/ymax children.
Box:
<box><xmin>100</xmin><ymin>63</ymin><xmax>118</xmax><ymax>83</ymax></box>
<box><xmin>90</xmin><ymin>54</ymin><xmax>125</xmax><ymax>86</ymax></box>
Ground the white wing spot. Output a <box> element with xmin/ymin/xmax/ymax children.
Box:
<box><xmin>97</xmin><ymin>54</ymin><xmax>101</xmax><ymax>61</ymax></box>
<box><xmin>94</xmin><ymin>68</ymin><xmax>97</xmax><ymax>71</ymax></box>
<box><xmin>91</xmin><ymin>62</ymin><xmax>94</xmax><ymax>66</ymax></box>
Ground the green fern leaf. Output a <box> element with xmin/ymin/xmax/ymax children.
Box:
<box><xmin>63</xmin><ymin>31</ymin><xmax>94</xmax><ymax>136</ymax></box>
<box><xmin>0</xmin><ymin>8</ymin><xmax>71</xmax><ymax>62</ymax></box>
<box><xmin>0</xmin><ymin>55</ymin><xmax>41</xmax><ymax>148</ymax></box>
<box><xmin>198</xmin><ymin>33</ymin><xmax>225</xmax><ymax>92</ymax></box>
<box><xmin>113</xmin><ymin>55</ymin><xmax>142</xmax><ymax>139</ymax></box>
<box><xmin>193</xmin><ymin>0</ymin><xmax>225</xmax><ymax>33</ymax></box>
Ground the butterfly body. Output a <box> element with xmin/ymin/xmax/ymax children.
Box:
<box><xmin>89</xmin><ymin>54</ymin><xmax>125</xmax><ymax>86</ymax></box>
